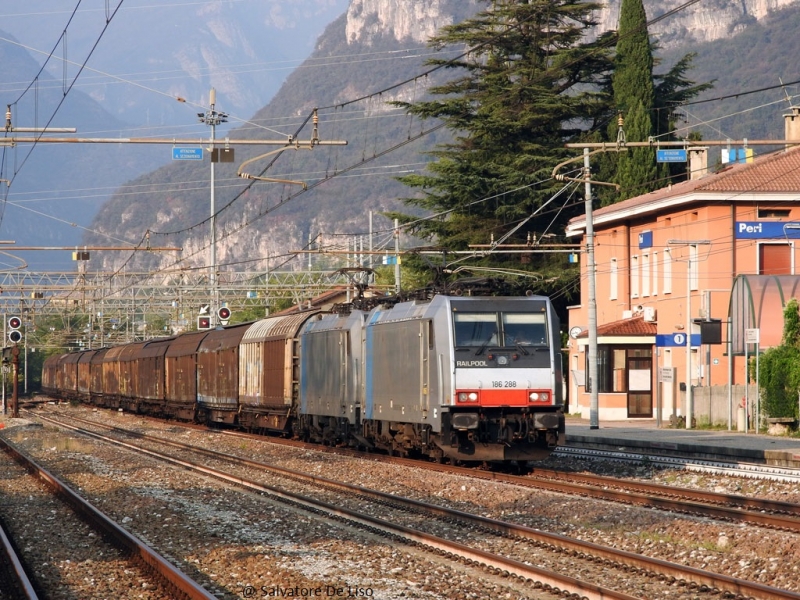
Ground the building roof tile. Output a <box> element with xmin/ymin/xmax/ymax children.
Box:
<box><xmin>568</xmin><ymin>145</ymin><xmax>800</xmax><ymax>230</ymax></box>
<box><xmin>577</xmin><ymin>315</ymin><xmax>657</xmax><ymax>337</ymax></box>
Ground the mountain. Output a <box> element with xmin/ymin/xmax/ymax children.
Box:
<box><xmin>0</xmin><ymin>0</ymin><xmax>349</xmax><ymax>270</ymax></box>
<box><xmin>4</xmin><ymin>1</ymin><xmax>351</xmax><ymax>126</ymax></box>
<box><xmin>4</xmin><ymin>0</ymin><xmax>799</xmax><ymax>273</ymax></box>
<box><xmin>83</xmin><ymin>0</ymin><xmax>800</xmax><ymax>278</ymax></box>
<box><xmin>83</xmin><ymin>0</ymin><xmax>481</xmax><ymax>275</ymax></box>
<box><xmin>0</xmin><ymin>34</ymin><xmax>163</xmax><ymax>271</ymax></box>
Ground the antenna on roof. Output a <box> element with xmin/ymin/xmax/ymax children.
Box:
<box><xmin>779</xmin><ymin>77</ymin><xmax>794</xmax><ymax>108</ymax></box>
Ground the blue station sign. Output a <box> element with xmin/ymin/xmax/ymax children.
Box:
<box><xmin>638</xmin><ymin>230</ymin><xmax>653</xmax><ymax>249</ymax></box>
<box><xmin>656</xmin><ymin>333</ymin><xmax>701</xmax><ymax>347</ymax></box>
<box><xmin>735</xmin><ymin>221</ymin><xmax>800</xmax><ymax>239</ymax></box>
<box><xmin>172</xmin><ymin>147</ymin><xmax>203</xmax><ymax>161</ymax></box>
<box><xmin>656</xmin><ymin>149</ymin><xmax>687</xmax><ymax>163</ymax></box>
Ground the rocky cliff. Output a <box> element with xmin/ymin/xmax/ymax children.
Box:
<box><xmin>596</xmin><ymin>0</ymin><xmax>799</xmax><ymax>47</ymax></box>
<box><xmin>83</xmin><ymin>0</ymin><xmax>800</xmax><ymax>277</ymax></box>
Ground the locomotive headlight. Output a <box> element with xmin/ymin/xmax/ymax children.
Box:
<box><xmin>529</xmin><ymin>392</ymin><xmax>539</xmax><ymax>401</ymax></box>
<box><xmin>496</xmin><ymin>355</ymin><xmax>509</xmax><ymax>366</ymax></box>
<box><xmin>458</xmin><ymin>392</ymin><xmax>479</xmax><ymax>403</ymax></box>
<box><xmin>541</xmin><ymin>392</ymin><xmax>550</xmax><ymax>401</ymax></box>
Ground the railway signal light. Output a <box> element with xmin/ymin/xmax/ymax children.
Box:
<box><xmin>197</xmin><ymin>315</ymin><xmax>212</xmax><ymax>330</ymax></box>
<box><xmin>8</xmin><ymin>316</ymin><xmax>22</xmax><ymax>343</ymax></box>
<box><xmin>217</xmin><ymin>307</ymin><xmax>231</xmax><ymax>325</ymax></box>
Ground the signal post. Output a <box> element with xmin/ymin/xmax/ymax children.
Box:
<box><xmin>10</xmin><ymin>344</ymin><xmax>19</xmax><ymax>418</ymax></box>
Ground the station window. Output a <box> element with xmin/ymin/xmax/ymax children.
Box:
<box><xmin>610</xmin><ymin>258</ymin><xmax>618</xmax><ymax>301</ymax></box>
<box><xmin>586</xmin><ymin>347</ymin><xmax>652</xmax><ymax>393</ymax></box>
<box><xmin>652</xmin><ymin>252</ymin><xmax>658</xmax><ymax>296</ymax></box>
<box><xmin>758</xmin><ymin>208</ymin><xmax>791</xmax><ymax>218</ymax></box>
<box><xmin>663</xmin><ymin>249</ymin><xmax>672</xmax><ymax>294</ymax></box>
<box><xmin>642</xmin><ymin>254</ymin><xmax>650</xmax><ymax>297</ymax></box>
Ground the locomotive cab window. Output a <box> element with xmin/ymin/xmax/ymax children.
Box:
<box><xmin>453</xmin><ymin>313</ymin><xmax>499</xmax><ymax>347</ymax></box>
<box><xmin>502</xmin><ymin>313</ymin><xmax>547</xmax><ymax>346</ymax></box>
<box><xmin>453</xmin><ymin>311</ymin><xmax>548</xmax><ymax>348</ymax></box>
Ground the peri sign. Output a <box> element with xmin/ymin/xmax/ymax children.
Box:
<box><xmin>735</xmin><ymin>222</ymin><xmax>800</xmax><ymax>239</ymax></box>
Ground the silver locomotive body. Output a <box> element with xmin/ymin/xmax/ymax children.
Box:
<box><xmin>362</xmin><ymin>295</ymin><xmax>564</xmax><ymax>462</ymax></box>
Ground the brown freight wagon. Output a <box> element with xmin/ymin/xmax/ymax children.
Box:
<box><xmin>118</xmin><ymin>341</ymin><xmax>149</xmax><ymax>412</ymax></box>
<box><xmin>197</xmin><ymin>323</ymin><xmax>251</xmax><ymax>425</ymax></box>
<box><xmin>165</xmin><ymin>330</ymin><xmax>211</xmax><ymax>420</ymax></box>
<box><xmin>59</xmin><ymin>352</ymin><xmax>82</xmax><ymax>400</ymax></box>
<box><xmin>238</xmin><ymin>311</ymin><xmax>319</xmax><ymax>432</ymax></box>
<box><xmin>102</xmin><ymin>344</ymin><xmax>128</xmax><ymax>409</ymax></box>
<box><xmin>76</xmin><ymin>349</ymin><xmax>99</xmax><ymax>403</ymax></box>
<box><xmin>41</xmin><ymin>354</ymin><xmax>60</xmax><ymax>396</ymax></box>
<box><xmin>89</xmin><ymin>347</ymin><xmax>110</xmax><ymax>406</ymax></box>
<box><xmin>134</xmin><ymin>337</ymin><xmax>175</xmax><ymax>415</ymax></box>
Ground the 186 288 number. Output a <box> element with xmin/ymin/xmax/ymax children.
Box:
<box><xmin>491</xmin><ymin>381</ymin><xmax>517</xmax><ymax>388</ymax></box>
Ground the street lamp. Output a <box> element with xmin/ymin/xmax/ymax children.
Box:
<box><xmin>667</xmin><ymin>239</ymin><xmax>711</xmax><ymax>429</ymax></box>
<box><xmin>198</xmin><ymin>88</ymin><xmax>228</xmax><ymax>324</ymax></box>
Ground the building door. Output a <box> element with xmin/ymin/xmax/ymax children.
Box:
<box><xmin>627</xmin><ymin>349</ymin><xmax>652</xmax><ymax>417</ymax></box>
<box><xmin>759</xmin><ymin>243</ymin><xmax>792</xmax><ymax>275</ymax></box>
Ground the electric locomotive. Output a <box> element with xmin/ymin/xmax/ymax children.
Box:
<box><xmin>298</xmin><ymin>294</ymin><xmax>564</xmax><ymax>462</ymax></box>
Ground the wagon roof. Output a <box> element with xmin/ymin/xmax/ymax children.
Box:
<box><xmin>241</xmin><ymin>311</ymin><xmax>319</xmax><ymax>343</ymax></box>
<box><xmin>118</xmin><ymin>341</ymin><xmax>149</xmax><ymax>362</ymax></box>
<box><xmin>77</xmin><ymin>349</ymin><xmax>99</xmax><ymax>364</ymax></box>
<box><xmin>138</xmin><ymin>336</ymin><xmax>177</xmax><ymax>358</ymax></box>
<box><xmin>90</xmin><ymin>347</ymin><xmax>111</xmax><ymax>364</ymax></box>
<box><xmin>198</xmin><ymin>322</ymin><xmax>251</xmax><ymax>352</ymax></box>
<box><xmin>103</xmin><ymin>345</ymin><xmax>128</xmax><ymax>361</ymax></box>
<box><xmin>62</xmin><ymin>352</ymin><xmax>83</xmax><ymax>365</ymax></box>
<box><xmin>165</xmin><ymin>330</ymin><xmax>212</xmax><ymax>357</ymax></box>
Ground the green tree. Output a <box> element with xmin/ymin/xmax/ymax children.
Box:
<box><xmin>596</xmin><ymin>0</ymin><xmax>713</xmax><ymax>205</ymax></box>
<box><xmin>609</xmin><ymin>0</ymin><xmax>657</xmax><ymax>199</ymax></box>
<box><xmin>390</xmin><ymin>0</ymin><xmax>613</xmax><ymax>288</ymax></box>
<box><xmin>756</xmin><ymin>299</ymin><xmax>800</xmax><ymax>420</ymax></box>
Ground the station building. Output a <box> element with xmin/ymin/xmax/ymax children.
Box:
<box><xmin>565</xmin><ymin>118</ymin><xmax>800</xmax><ymax>423</ymax></box>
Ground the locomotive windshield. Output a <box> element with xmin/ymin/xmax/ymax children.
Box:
<box><xmin>453</xmin><ymin>312</ymin><xmax>548</xmax><ymax>348</ymax></box>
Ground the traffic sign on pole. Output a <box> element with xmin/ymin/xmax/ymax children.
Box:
<box><xmin>172</xmin><ymin>147</ymin><xmax>203</xmax><ymax>161</ymax></box>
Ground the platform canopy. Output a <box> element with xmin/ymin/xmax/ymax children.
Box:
<box><xmin>729</xmin><ymin>274</ymin><xmax>800</xmax><ymax>354</ymax></box>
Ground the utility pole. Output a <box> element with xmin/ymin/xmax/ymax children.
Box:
<box><xmin>553</xmin><ymin>148</ymin><xmax>622</xmax><ymax>428</ymax></box>
<box><xmin>198</xmin><ymin>88</ymin><xmax>227</xmax><ymax>325</ymax></box>
<box><xmin>394</xmin><ymin>219</ymin><xmax>401</xmax><ymax>294</ymax></box>
<box><xmin>583</xmin><ymin>148</ymin><xmax>600</xmax><ymax>429</ymax></box>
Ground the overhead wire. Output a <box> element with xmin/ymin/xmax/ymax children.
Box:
<box><xmin>63</xmin><ymin>0</ymin><xmax>712</xmax><ymax>301</ymax></box>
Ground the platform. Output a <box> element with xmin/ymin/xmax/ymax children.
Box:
<box><xmin>564</xmin><ymin>418</ymin><xmax>800</xmax><ymax>467</ymax></box>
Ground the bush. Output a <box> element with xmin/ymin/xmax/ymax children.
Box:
<box><xmin>757</xmin><ymin>299</ymin><xmax>800</xmax><ymax>419</ymax></box>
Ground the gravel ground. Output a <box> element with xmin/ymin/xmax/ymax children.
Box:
<box><xmin>1</xmin><ymin>410</ymin><xmax>563</xmax><ymax>600</ymax></box>
<box><xmin>5</xmin><ymin>404</ymin><xmax>800</xmax><ymax>598</ymax></box>
<box><xmin>0</xmin><ymin>419</ymin><xmax>178</xmax><ymax>599</ymax></box>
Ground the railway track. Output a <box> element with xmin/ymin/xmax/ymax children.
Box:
<box><xmin>0</xmin><ymin>434</ymin><xmax>217</xmax><ymax>600</ymax></box>
<box><xmin>217</xmin><ymin>422</ymin><xmax>800</xmax><ymax>530</ymax></box>
<box><xmin>28</xmin><ymin>407</ymin><xmax>800</xmax><ymax>600</ymax></box>
<box><xmin>0</xmin><ymin>518</ymin><xmax>37</xmax><ymax>600</ymax></box>
<box><xmin>554</xmin><ymin>446</ymin><xmax>800</xmax><ymax>483</ymax></box>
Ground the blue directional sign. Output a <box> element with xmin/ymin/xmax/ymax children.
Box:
<box><xmin>172</xmin><ymin>147</ymin><xmax>203</xmax><ymax>161</ymax></box>
<box><xmin>656</xmin><ymin>149</ymin><xmax>687</xmax><ymax>163</ymax></box>
<box><xmin>656</xmin><ymin>333</ymin><xmax>701</xmax><ymax>347</ymax></box>
<box><xmin>638</xmin><ymin>230</ymin><xmax>652</xmax><ymax>249</ymax></box>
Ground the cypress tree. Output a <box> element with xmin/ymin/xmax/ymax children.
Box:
<box><xmin>610</xmin><ymin>0</ymin><xmax>657</xmax><ymax>200</ymax></box>
<box><xmin>390</xmin><ymin>0</ymin><xmax>612</xmax><ymax>288</ymax></box>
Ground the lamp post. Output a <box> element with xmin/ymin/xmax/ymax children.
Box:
<box><xmin>668</xmin><ymin>239</ymin><xmax>711</xmax><ymax>429</ymax></box>
<box><xmin>198</xmin><ymin>88</ymin><xmax>228</xmax><ymax>324</ymax></box>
